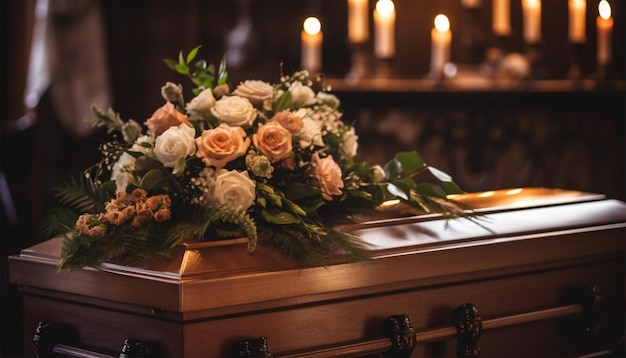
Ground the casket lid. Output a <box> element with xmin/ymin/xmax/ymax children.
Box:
<box><xmin>9</xmin><ymin>188</ymin><xmax>625</xmax><ymax>316</ymax></box>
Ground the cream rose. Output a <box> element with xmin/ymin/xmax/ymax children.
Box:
<box><xmin>232</xmin><ymin>80</ymin><xmax>273</xmax><ymax>108</ymax></box>
<box><xmin>154</xmin><ymin>124</ymin><xmax>197</xmax><ymax>168</ymax></box>
<box><xmin>289</xmin><ymin>81</ymin><xmax>316</xmax><ymax>107</ymax></box>
<box><xmin>145</xmin><ymin>102</ymin><xmax>189</xmax><ymax>136</ymax></box>
<box><xmin>195</xmin><ymin>123</ymin><xmax>250</xmax><ymax>169</ymax></box>
<box><xmin>252</xmin><ymin>121</ymin><xmax>293</xmax><ymax>163</ymax></box>
<box><xmin>186</xmin><ymin>88</ymin><xmax>216</xmax><ymax>119</ymax></box>
<box><xmin>311</xmin><ymin>153</ymin><xmax>343</xmax><ymax>201</ymax></box>
<box><xmin>210</xmin><ymin>95</ymin><xmax>257</xmax><ymax>128</ymax></box>
<box><xmin>270</xmin><ymin>110</ymin><xmax>303</xmax><ymax>134</ymax></box>
<box><xmin>340</xmin><ymin>127</ymin><xmax>359</xmax><ymax>158</ymax></box>
<box><xmin>213</xmin><ymin>169</ymin><xmax>256</xmax><ymax>210</ymax></box>
<box><xmin>111</xmin><ymin>135</ymin><xmax>154</xmax><ymax>192</ymax></box>
<box><xmin>297</xmin><ymin>117</ymin><xmax>323</xmax><ymax>149</ymax></box>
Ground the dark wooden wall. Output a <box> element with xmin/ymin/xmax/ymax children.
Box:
<box><xmin>1</xmin><ymin>2</ymin><xmax>624</xmax><ymax>355</ymax></box>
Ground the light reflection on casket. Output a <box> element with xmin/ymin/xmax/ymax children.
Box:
<box><xmin>9</xmin><ymin>188</ymin><xmax>626</xmax><ymax>357</ymax></box>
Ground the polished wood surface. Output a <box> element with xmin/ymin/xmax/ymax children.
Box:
<box><xmin>9</xmin><ymin>189</ymin><xmax>626</xmax><ymax>356</ymax></box>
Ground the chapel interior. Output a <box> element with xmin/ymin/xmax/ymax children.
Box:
<box><xmin>1</xmin><ymin>0</ymin><xmax>625</xmax><ymax>357</ymax></box>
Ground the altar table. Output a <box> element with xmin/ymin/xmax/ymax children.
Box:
<box><xmin>9</xmin><ymin>188</ymin><xmax>626</xmax><ymax>357</ymax></box>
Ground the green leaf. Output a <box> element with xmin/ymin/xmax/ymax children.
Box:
<box><xmin>395</xmin><ymin>151</ymin><xmax>425</xmax><ymax>175</ymax></box>
<box><xmin>441</xmin><ymin>181</ymin><xmax>465</xmax><ymax>195</ymax></box>
<box><xmin>414</xmin><ymin>182</ymin><xmax>447</xmax><ymax>198</ymax></box>
<box><xmin>261</xmin><ymin>210</ymin><xmax>300</xmax><ymax>224</ymax></box>
<box><xmin>384</xmin><ymin>159</ymin><xmax>402</xmax><ymax>180</ymax></box>
<box><xmin>140</xmin><ymin>169</ymin><xmax>168</xmax><ymax>190</ymax></box>
<box><xmin>285</xmin><ymin>200</ymin><xmax>307</xmax><ymax>217</ymax></box>
<box><xmin>186</xmin><ymin>45</ymin><xmax>201</xmax><ymax>63</ymax></box>
<box><xmin>172</xmin><ymin>157</ymin><xmax>186</xmax><ymax>176</ymax></box>
<box><xmin>273</xmin><ymin>91</ymin><xmax>293</xmax><ymax>113</ymax></box>
<box><xmin>163</xmin><ymin>58</ymin><xmax>178</xmax><ymax>70</ymax></box>
<box><xmin>175</xmin><ymin>63</ymin><xmax>189</xmax><ymax>75</ymax></box>
<box><xmin>194</xmin><ymin>59</ymin><xmax>207</xmax><ymax>71</ymax></box>
<box><xmin>427</xmin><ymin>166</ymin><xmax>452</xmax><ymax>182</ymax></box>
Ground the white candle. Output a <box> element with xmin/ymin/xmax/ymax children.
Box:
<box><xmin>597</xmin><ymin>0</ymin><xmax>613</xmax><ymax>66</ymax></box>
<box><xmin>373</xmin><ymin>0</ymin><xmax>395</xmax><ymax>59</ymax></box>
<box><xmin>492</xmin><ymin>0</ymin><xmax>511</xmax><ymax>36</ymax></box>
<box><xmin>301</xmin><ymin>17</ymin><xmax>322</xmax><ymax>72</ymax></box>
<box><xmin>568</xmin><ymin>0</ymin><xmax>586</xmax><ymax>43</ymax></box>
<box><xmin>430</xmin><ymin>14</ymin><xmax>451</xmax><ymax>77</ymax></box>
<box><xmin>348</xmin><ymin>0</ymin><xmax>369</xmax><ymax>44</ymax></box>
<box><xmin>522</xmin><ymin>0</ymin><xmax>541</xmax><ymax>43</ymax></box>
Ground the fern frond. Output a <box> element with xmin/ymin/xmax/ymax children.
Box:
<box><xmin>167</xmin><ymin>205</ymin><xmax>258</xmax><ymax>253</ymax></box>
<box><xmin>38</xmin><ymin>207</ymin><xmax>79</xmax><ymax>240</ymax></box>
<box><xmin>53</xmin><ymin>175</ymin><xmax>113</xmax><ymax>213</ymax></box>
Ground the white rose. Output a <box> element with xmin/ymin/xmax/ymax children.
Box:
<box><xmin>289</xmin><ymin>82</ymin><xmax>316</xmax><ymax>107</ymax></box>
<box><xmin>340</xmin><ymin>127</ymin><xmax>359</xmax><ymax>158</ymax></box>
<box><xmin>111</xmin><ymin>152</ymin><xmax>136</xmax><ymax>193</ymax></box>
<box><xmin>232</xmin><ymin>80</ymin><xmax>273</xmax><ymax>108</ymax></box>
<box><xmin>186</xmin><ymin>88</ymin><xmax>216</xmax><ymax>119</ymax></box>
<box><xmin>153</xmin><ymin>124</ymin><xmax>196</xmax><ymax>168</ymax></box>
<box><xmin>210</xmin><ymin>95</ymin><xmax>257</xmax><ymax>128</ymax></box>
<box><xmin>297</xmin><ymin>117</ymin><xmax>324</xmax><ymax>149</ymax></box>
<box><xmin>111</xmin><ymin>136</ymin><xmax>154</xmax><ymax>192</ymax></box>
<box><xmin>213</xmin><ymin>169</ymin><xmax>256</xmax><ymax>210</ymax></box>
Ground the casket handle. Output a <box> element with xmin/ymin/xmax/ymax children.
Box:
<box><xmin>238</xmin><ymin>314</ymin><xmax>416</xmax><ymax>357</ymax></box>
<box><xmin>238</xmin><ymin>285</ymin><xmax>602</xmax><ymax>357</ymax></box>
<box><xmin>33</xmin><ymin>321</ymin><xmax>151</xmax><ymax>358</ymax></box>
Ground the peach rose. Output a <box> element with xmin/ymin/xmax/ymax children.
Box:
<box><xmin>270</xmin><ymin>110</ymin><xmax>303</xmax><ymax>134</ymax></box>
<box><xmin>145</xmin><ymin>102</ymin><xmax>189</xmax><ymax>136</ymax></box>
<box><xmin>195</xmin><ymin>123</ymin><xmax>251</xmax><ymax>169</ymax></box>
<box><xmin>310</xmin><ymin>153</ymin><xmax>343</xmax><ymax>200</ymax></box>
<box><xmin>252</xmin><ymin>121</ymin><xmax>293</xmax><ymax>163</ymax></box>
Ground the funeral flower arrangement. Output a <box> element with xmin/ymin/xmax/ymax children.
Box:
<box><xmin>42</xmin><ymin>47</ymin><xmax>470</xmax><ymax>271</ymax></box>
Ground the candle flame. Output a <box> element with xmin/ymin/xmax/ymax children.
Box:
<box><xmin>375</xmin><ymin>0</ymin><xmax>395</xmax><ymax>16</ymax></box>
<box><xmin>303</xmin><ymin>17</ymin><xmax>321</xmax><ymax>35</ymax></box>
<box><xmin>434</xmin><ymin>14</ymin><xmax>450</xmax><ymax>32</ymax></box>
<box><xmin>599</xmin><ymin>0</ymin><xmax>611</xmax><ymax>19</ymax></box>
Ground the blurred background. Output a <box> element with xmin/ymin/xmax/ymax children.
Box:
<box><xmin>1</xmin><ymin>1</ymin><xmax>624</xmax><ymax>356</ymax></box>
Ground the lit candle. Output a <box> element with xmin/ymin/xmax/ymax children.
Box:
<box><xmin>348</xmin><ymin>0</ymin><xmax>369</xmax><ymax>44</ymax></box>
<box><xmin>430</xmin><ymin>14</ymin><xmax>451</xmax><ymax>77</ymax></box>
<box><xmin>596</xmin><ymin>0</ymin><xmax>613</xmax><ymax>66</ymax></box>
<box><xmin>301</xmin><ymin>17</ymin><xmax>322</xmax><ymax>73</ymax></box>
<box><xmin>461</xmin><ymin>0</ymin><xmax>481</xmax><ymax>8</ymax></box>
<box><xmin>522</xmin><ymin>0</ymin><xmax>541</xmax><ymax>43</ymax></box>
<box><xmin>373</xmin><ymin>0</ymin><xmax>395</xmax><ymax>59</ymax></box>
<box><xmin>492</xmin><ymin>0</ymin><xmax>511</xmax><ymax>36</ymax></box>
<box><xmin>568</xmin><ymin>0</ymin><xmax>586</xmax><ymax>43</ymax></box>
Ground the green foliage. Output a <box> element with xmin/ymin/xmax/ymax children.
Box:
<box><xmin>85</xmin><ymin>105</ymin><xmax>125</xmax><ymax>134</ymax></box>
<box><xmin>53</xmin><ymin>175</ymin><xmax>114</xmax><ymax>214</ymax></box>
<box><xmin>163</xmin><ymin>45</ymin><xmax>229</xmax><ymax>94</ymax></box>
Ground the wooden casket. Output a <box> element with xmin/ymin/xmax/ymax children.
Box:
<box><xmin>9</xmin><ymin>188</ymin><xmax>626</xmax><ymax>357</ymax></box>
